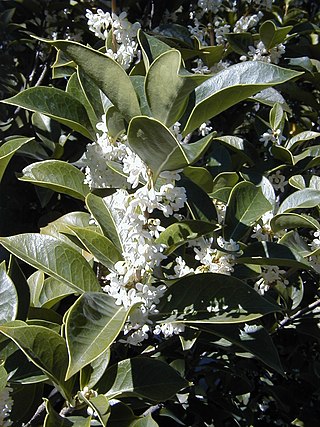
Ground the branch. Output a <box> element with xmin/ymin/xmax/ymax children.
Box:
<box><xmin>277</xmin><ymin>299</ymin><xmax>320</xmax><ymax>331</ymax></box>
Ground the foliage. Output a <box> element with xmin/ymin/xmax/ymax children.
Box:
<box><xmin>0</xmin><ymin>0</ymin><xmax>320</xmax><ymax>426</ymax></box>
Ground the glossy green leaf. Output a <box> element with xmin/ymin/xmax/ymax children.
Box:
<box><xmin>183</xmin><ymin>166</ymin><xmax>213</xmax><ymax>193</ymax></box>
<box><xmin>279</xmin><ymin>230</ymin><xmax>311</xmax><ymax>258</ymax></box>
<box><xmin>86</xmin><ymin>193</ymin><xmax>124</xmax><ymax>253</ymax></box>
<box><xmin>237</xmin><ymin>241</ymin><xmax>310</xmax><ymax>268</ymax></box>
<box><xmin>0</xmin><ymin>234</ymin><xmax>101</xmax><ymax>294</ymax></box>
<box><xmin>46</xmin><ymin>40</ymin><xmax>141</xmax><ymax>122</ymax></box>
<box><xmin>27</xmin><ymin>270</ymin><xmax>45</xmax><ymax>307</ymax></box>
<box><xmin>0</xmin><ymin>263</ymin><xmax>18</xmax><ymax>324</ymax></box>
<box><xmin>130</xmin><ymin>76</ymin><xmax>152</xmax><ymax>116</ymax></box>
<box><xmin>182</xmin><ymin>178</ymin><xmax>218</xmax><ymax>222</ymax></box>
<box><xmin>77</xmin><ymin>68</ymin><xmax>107</xmax><ymax>126</ymax></box>
<box><xmin>156</xmin><ymin>220</ymin><xmax>217</xmax><ymax>255</ymax></box>
<box><xmin>0</xmin><ymin>322</ymin><xmax>72</xmax><ymax>399</ymax></box>
<box><xmin>97</xmin><ymin>357</ymin><xmax>188</xmax><ymax>401</ymax></box>
<box><xmin>128</xmin><ymin>116</ymin><xmax>213</xmax><ymax>180</ymax></box>
<box><xmin>285</xmin><ymin>131</ymin><xmax>320</xmax><ymax>150</ymax></box>
<box><xmin>65</xmin><ymin>292</ymin><xmax>129</xmax><ymax>379</ymax></box>
<box><xmin>79</xmin><ymin>394</ymin><xmax>110</xmax><ymax>426</ymax></box>
<box><xmin>271</xmin><ymin>213</ymin><xmax>320</xmax><ymax>233</ymax></box>
<box><xmin>145</xmin><ymin>49</ymin><xmax>208</xmax><ymax>126</ymax></box>
<box><xmin>225</xmin><ymin>181</ymin><xmax>272</xmax><ymax>241</ymax></box>
<box><xmin>19</xmin><ymin>160</ymin><xmax>89</xmax><ymax>201</ymax></box>
<box><xmin>226</xmin><ymin>32</ymin><xmax>254</xmax><ymax>55</ymax></box>
<box><xmin>278</xmin><ymin>189</ymin><xmax>320</xmax><ymax>214</ymax></box>
<box><xmin>196</xmin><ymin>323</ymin><xmax>283</xmax><ymax>374</ymax></box>
<box><xmin>130</xmin><ymin>416</ymin><xmax>159</xmax><ymax>427</ymax></box>
<box><xmin>39</xmin><ymin>277</ymin><xmax>74</xmax><ymax>309</ymax></box>
<box><xmin>66</xmin><ymin>226</ymin><xmax>122</xmax><ymax>270</ymax></box>
<box><xmin>269</xmin><ymin>103</ymin><xmax>284</xmax><ymax>130</ymax></box>
<box><xmin>105</xmin><ymin>106</ymin><xmax>126</xmax><ymax>139</ymax></box>
<box><xmin>213</xmin><ymin>135</ymin><xmax>257</xmax><ymax>165</ymax></box>
<box><xmin>2</xmin><ymin>87</ymin><xmax>94</xmax><ymax>138</ymax></box>
<box><xmin>259</xmin><ymin>20</ymin><xmax>293</xmax><ymax>50</ymax></box>
<box><xmin>289</xmin><ymin>174</ymin><xmax>305</xmax><ymax>190</ymax></box>
<box><xmin>249</xmin><ymin>87</ymin><xmax>291</xmax><ymax>112</ymax></box>
<box><xmin>7</xmin><ymin>256</ymin><xmax>31</xmax><ymax>321</ymax></box>
<box><xmin>44</xmin><ymin>399</ymin><xmax>92</xmax><ymax>427</ymax></box>
<box><xmin>0</xmin><ymin>137</ymin><xmax>34</xmax><ymax>182</ymax></box>
<box><xmin>271</xmin><ymin>145</ymin><xmax>294</xmax><ymax>165</ymax></box>
<box><xmin>154</xmin><ymin>273</ymin><xmax>280</xmax><ymax>324</ymax></box>
<box><xmin>81</xmin><ymin>348</ymin><xmax>110</xmax><ymax>389</ymax></box>
<box><xmin>182</xmin><ymin>62</ymin><xmax>302</xmax><ymax>136</ymax></box>
<box><xmin>137</xmin><ymin>30</ymin><xmax>171</xmax><ymax>69</ymax></box>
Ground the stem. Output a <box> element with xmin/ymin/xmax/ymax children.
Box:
<box><xmin>277</xmin><ymin>299</ymin><xmax>320</xmax><ymax>331</ymax></box>
<box><xmin>112</xmin><ymin>0</ymin><xmax>117</xmax><ymax>14</ymax></box>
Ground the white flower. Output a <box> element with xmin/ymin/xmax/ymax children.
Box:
<box><xmin>0</xmin><ymin>386</ymin><xmax>13</xmax><ymax>427</ymax></box>
<box><xmin>251</xmin><ymin>210</ymin><xmax>274</xmax><ymax>241</ymax></box>
<box><xmin>241</xmin><ymin>40</ymin><xmax>285</xmax><ymax>64</ymax></box>
<box><xmin>255</xmin><ymin>265</ymin><xmax>288</xmax><ymax>294</ymax></box>
<box><xmin>192</xmin><ymin>58</ymin><xmax>211</xmax><ymax>74</ymax></box>
<box><xmin>268</xmin><ymin>170</ymin><xmax>288</xmax><ymax>193</ymax></box>
<box><xmin>198</xmin><ymin>121</ymin><xmax>213</xmax><ymax>136</ymax></box>
<box><xmin>234</xmin><ymin>12</ymin><xmax>263</xmax><ymax>33</ymax></box>
<box><xmin>311</xmin><ymin>230</ymin><xmax>320</xmax><ymax>251</ymax></box>
<box><xmin>197</xmin><ymin>0</ymin><xmax>223</xmax><ymax>14</ymax></box>
<box><xmin>259</xmin><ymin>128</ymin><xmax>286</xmax><ymax>146</ymax></box>
<box><xmin>214</xmin><ymin>20</ymin><xmax>230</xmax><ymax>45</ymax></box>
<box><xmin>153</xmin><ymin>322</ymin><xmax>185</xmax><ymax>338</ymax></box>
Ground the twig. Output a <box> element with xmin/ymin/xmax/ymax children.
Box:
<box><xmin>277</xmin><ymin>299</ymin><xmax>320</xmax><ymax>331</ymax></box>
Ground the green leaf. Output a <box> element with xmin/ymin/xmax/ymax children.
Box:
<box><xmin>137</xmin><ymin>30</ymin><xmax>171</xmax><ymax>69</ymax></box>
<box><xmin>2</xmin><ymin>87</ymin><xmax>94</xmax><ymax>139</ymax></box>
<box><xmin>44</xmin><ymin>399</ymin><xmax>92</xmax><ymax>427</ymax></box>
<box><xmin>196</xmin><ymin>323</ymin><xmax>283</xmax><ymax>374</ymax></box>
<box><xmin>286</xmin><ymin>131</ymin><xmax>320</xmax><ymax>151</ymax></box>
<box><xmin>128</xmin><ymin>116</ymin><xmax>213</xmax><ymax>180</ymax></box>
<box><xmin>66</xmin><ymin>226</ymin><xmax>122</xmax><ymax>270</ymax></box>
<box><xmin>81</xmin><ymin>348</ymin><xmax>110</xmax><ymax>389</ymax></box>
<box><xmin>183</xmin><ymin>166</ymin><xmax>213</xmax><ymax>193</ymax></box>
<box><xmin>39</xmin><ymin>277</ymin><xmax>74</xmax><ymax>309</ymax></box>
<box><xmin>278</xmin><ymin>189</ymin><xmax>320</xmax><ymax>214</ymax></box>
<box><xmin>182</xmin><ymin>178</ymin><xmax>218</xmax><ymax>222</ymax></box>
<box><xmin>289</xmin><ymin>175</ymin><xmax>305</xmax><ymax>190</ymax></box>
<box><xmin>7</xmin><ymin>256</ymin><xmax>30</xmax><ymax>321</ymax></box>
<box><xmin>0</xmin><ymin>263</ymin><xmax>18</xmax><ymax>324</ymax></box>
<box><xmin>154</xmin><ymin>273</ymin><xmax>281</xmax><ymax>324</ymax></box>
<box><xmin>79</xmin><ymin>394</ymin><xmax>110</xmax><ymax>426</ymax></box>
<box><xmin>269</xmin><ymin>103</ymin><xmax>284</xmax><ymax>130</ymax></box>
<box><xmin>45</xmin><ymin>40</ymin><xmax>141</xmax><ymax>122</ymax></box>
<box><xmin>237</xmin><ymin>241</ymin><xmax>310</xmax><ymax>268</ymax></box>
<box><xmin>249</xmin><ymin>88</ymin><xmax>291</xmax><ymax>112</ymax></box>
<box><xmin>19</xmin><ymin>160</ymin><xmax>89</xmax><ymax>201</ymax></box>
<box><xmin>182</xmin><ymin>62</ymin><xmax>302</xmax><ymax>136</ymax></box>
<box><xmin>0</xmin><ymin>234</ymin><xmax>101</xmax><ymax>294</ymax></box>
<box><xmin>225</xmin><ymin>182</ymin><xmax>272</xmax><ymax>241</ymax></box>
<box><xmin>27</xmin><ymin>270</ymin><xmax>45</xmax><ymax>307</ymax></box>
<box><xmin>0</xmin><ymin>137</ymin><xmax>34</xmax><ymax>182</ymax></box>
<box><xmin>213</xmin><ymin>136</ymin><xmax>258</xmax><ymax>165</ymax></box>
<box><xmin>271</xmin><ymin>213</ymin><xmax>320</xmax><ymax>233</ymax></box>
<box><xmin>145</xmin><ymin>49</ymin><xmax>208</xmax><ymax>126</ymax></box>
<box><xmin>77</xmin><ymin>68</ymin><xmax>107</xmax><ymax>125</ymax></box>
<box><xmin>105</xmin><ymin>106</ymin><xmax>126</xmax><ymax>139</ymax></box>
<box><xmin>226</xmin><ymin>32</ymin><xmax>254</xmax><ymax>55</ymax></box>
<box><xmin>279</xmin><ymin>230</ymin><xmax>311</xmax><ymax>258</ymax></box>
<box><xmin>0</xmin><ymin>322</ymin><xmax>72</xmax><ymax>399</ymax></box>
<box><xmin>65</xmin><ymin>292</ymin><xmax>129</xmax><ymax>379</ymax></box>
<box><xmin>86</xmin><ymin>193</ymin><xmax>124</xmax><ymax>253</ymax></box>
<box><xmin>10</xmin><ymin>383</ymin><xmax>44</xmax><ymax>426</ymax></box>
<box><xmin>130</xmin><ymin>76</ymin><xmax>152</xmax><ymax>116</ymax></box>
<box><xmin>97</xmin><ymin>357</ymin><xmax>188</xmax><ymax>401</ymax></box>
<box><xmin>156</xmin><ymin>220</ymin><xmax>217</xmax><ymax>255</ymax></box>
<box><xmin>259</xmin><ymin>20</ymin><xmax>293</xmax><ymax>50</ymax></box>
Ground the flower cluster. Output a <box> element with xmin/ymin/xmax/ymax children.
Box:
<box><xmin>86</xmin><ymin>9</ymin><xmax>140</xmax><ymax>69</ymax></box>
<box><xmin>0</xmin><ymin>386</ymin><xmax>13</xmax><ymax>427</ymax></box>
